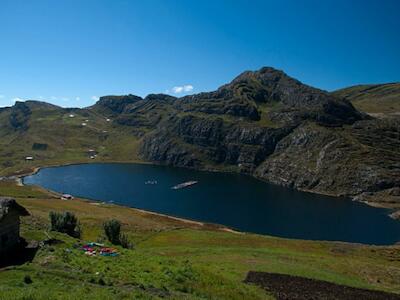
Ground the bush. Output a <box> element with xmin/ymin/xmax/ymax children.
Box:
<box><xmin>49</xmin><ymin>211</ymin><xmax>81</xmax><ymax>238</ymax></box>
<box><xmin>103</xmin><ymin>219</ymin><xmax>121</xmax><ymax>245</ymax></box>
<box><xmin>103</xmin><ymin>219</ymin><xmax>133</xmax><ymax>248</ymax></box>
<box><xmin>119</xmin><ymin>233</ymin><xmax>133</xmax><ymax>249</ymax></box>
<box><xmin>23</xmin><ymin>275</ymin><xmax>33</xmax><ymax>284</ymax></box>
<box><xmin>98</xmin><ymin>278</ymin><xmax>106</xmax><ymax>286</ymax></box>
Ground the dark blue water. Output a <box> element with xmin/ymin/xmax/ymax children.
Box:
<box><xmin>23</xmin><ymin>163</ymin><xmax>400</xmax><ymax>245</ymax></box>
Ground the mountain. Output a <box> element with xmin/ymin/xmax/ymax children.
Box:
<box><xmin>1</xmin><ymin>67</ymin><xmax>399</xmax><ymax>207</ymax></box>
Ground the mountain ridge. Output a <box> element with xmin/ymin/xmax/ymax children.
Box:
<box><xmin>1</xmin><ymin>67</ymin><xmax>399</xmax><ymax>208</ymax></box>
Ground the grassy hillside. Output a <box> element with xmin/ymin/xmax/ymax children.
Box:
<box><xmin>0</xmin><ymin>102</ymin><xmax>143</xmax><ymax>176</ymax></box>
<box><xmin>0</xmin><ymin>181</ymin><xmax>400</xmax><ymax>299</ymax></box>
<box><xmin>333</xmin><ymin>83</ymin><xmax>400</xmax><ymax>115</ymax></box>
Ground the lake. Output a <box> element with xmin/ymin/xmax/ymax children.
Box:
<box><xmin>23</xmin><ymin>163</ymin><xmax>400</xmax><ymax>245</ymax></box>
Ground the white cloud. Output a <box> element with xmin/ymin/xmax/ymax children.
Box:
<box><xmin>12</xmin><ymin>97</ymin><xmax>24</xmax><ymax>102</ymax></box>
<box><xmin>91</xmin><ymin>96</ymin><xmax>99</xmax><ymax>101</ymax></box>
<box><xmin>61</xmin><ymin>97</ymin><xmax>70</xmax><ymax>102</ymax></box>
<box><xmin>168</xmin><ymin>84</ymin><xmax>194</xmax><ymax>94</ymax></box>
<box><xmin>51</xmin><ymin>96</ymin><xmax>57</xmax><ymax>101</ymax></box>
<box><xmin>75</xmin><ymin>97</ymin><xmax>80</xmax><ymax>101</ymax></box>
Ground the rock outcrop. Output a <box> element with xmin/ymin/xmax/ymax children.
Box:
<box><xmin>9</xmin><ymin>102</ymin><xmax>31</xmax><ymax>130</ymax></box>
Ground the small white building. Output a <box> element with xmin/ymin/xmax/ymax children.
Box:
<box><xmin>61</xmin><ymin>194</ymin><xmax>74</xmax><ymax>200</ymax></box>
<box><xmin>25</xmin><ymin>156</ymin><xmax>34</xmax><ymax>161</ymax></box>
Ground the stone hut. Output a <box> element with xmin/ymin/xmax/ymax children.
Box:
<box><xmin>0</xmin><ymin>197</ymin><xmax>29</xmax><ymax>255</ymax></box>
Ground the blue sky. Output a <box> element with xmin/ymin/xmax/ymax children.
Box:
<box><xmin>0</xmin><ymin>0</ymin><xmax>399</xmax><ymax>107</ymax></box>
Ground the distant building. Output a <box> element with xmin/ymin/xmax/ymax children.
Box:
<box><xmin>61</xmin><ymin>194</ymin><xmax>74</xmax><ymax>200</ymax></box>
<box><xmin>25</xmin><ymin>156</ymin><xmax>34</xmax><ymax>161</ymax></box>
<box><xmin>0</xmin><ymin>198</ymin><xmax>29</xmax><ymax>255</ymax></box>
<box><xmin>87</xmin><ymin>149</ymin><xmax>98</xmax><ymax>158</ymax></box>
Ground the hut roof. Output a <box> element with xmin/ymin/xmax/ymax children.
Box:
<box><xmin>0</xmin><ymin>197</ymin><xmax>30</xmax><ymax>222</ymax></box>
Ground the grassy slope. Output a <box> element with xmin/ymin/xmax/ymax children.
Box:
<box><xmin>0</xmin><ymin>181</ymin><xmax>400</xmax><ymax>299</ymax></box>
<box><xmin>333</xmin><ymin>83</ymin><xmax>400</xmax><ymax>115</ymax></box>
<box><xmin>0</xmin><ymin>105</ymin><xmax>143</xmax><ymax>176</ymax></box>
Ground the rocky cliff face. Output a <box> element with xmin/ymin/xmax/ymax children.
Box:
<box><xmin>255</xmin><ymin>119</ymin><xmax>400</xmax><ymax>199</ymax></box>
<box><xmin>135</xmin><ymin>67</ymin><xmax>399</xmax><ymax>205</ymax></box>
<box><xmin>140</xmin><ymin>114</ymin><xmax>293</xmax><ymax>172</ymax></box>
<box><xmin>94</xmin><ymin>94</ymin><xmax>143</xmax><ymax>115</ymax></box>
<box><xmin>9</xmin><ymin>101</ymin><xmax>31</xmax><ymax>130</ymax></box>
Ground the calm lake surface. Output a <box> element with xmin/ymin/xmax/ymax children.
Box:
<box><xmin>24</xmin><ymin>163</ymin><xmax>400</xmax><ymax>245</ymax></box>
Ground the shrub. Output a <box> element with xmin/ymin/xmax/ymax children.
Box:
<box><xmin>103</xmin><ymin>219</ymin><xmax>133</xmax><ymax>248</ymax></box>
<box><xmin>75</xmin><ymin>221</ymin><xmax>83</xmax><ymax>239</ymax></box>
<box><xmin>103</xmin><ymin>219</ymin><xmax>121</xmax><ymax>244</ymax></box>
<box><xmin>49</xmin><ymin>211</ymin><xmax>81</xmax><ymax>238</ymax></box>
<box><xmin>119</xmin><ymin>233</ymin><xmax>133</xmax><ymax>249</ymax></box>
<box><xmin>23</xmin><ymin>275</ymin><xmax>33</xmax><ymax>284</ymax></box>
<box><xmin>98</xmin><ymin>278</ymin><xmax>106</xmax><ymax>286</ymax></box>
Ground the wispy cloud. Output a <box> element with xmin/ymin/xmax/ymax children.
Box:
<box><xmin>91</xmin><ymin>96</ymin><xmax>99</xmax><ymax>101</ymax></box>
<box><xmin>12</xmin><ymin>97</ymin><xmax>24</xmax><ymax>102</ymax></box>
<box><xmin>167</xmin><ymin>84</ymin><xmax>194</xmax><ymax>94</ymax></box>
<box><xmin>75</xmin><ymin>97</ymin><xmax>80</xmax><ymax>101</ymax></box>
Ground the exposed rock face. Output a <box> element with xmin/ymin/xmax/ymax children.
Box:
<box><xmin>9</xmin><ymin>102</ymin><xmax>31</xmax><ymax>130</ymax></box>
<box><xmin>94</xmin><ymin>94</ymin><xmax>143</xmax><ymax>115</ymax></box>
<box><xmin>255</xmin><ymin>119</ymin><xmax>400</xmax><ymax>199</ymax></box>
<box><xmin>137</xmin><ymin>67</ymin><xmax>399</xmax><ymax>204</ymax></box>
<box><xmin>140</xmin><ymin>114</ymin><xmax>293</xmax><ymax>172</ymax></box>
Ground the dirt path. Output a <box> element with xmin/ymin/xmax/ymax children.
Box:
<box><xmin>244</xmin><ymin>271</ymin><xmax>400</xmax><ymax>300</ymax></box>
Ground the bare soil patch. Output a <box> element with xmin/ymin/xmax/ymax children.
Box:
<box><xmin>245</xmin><ymin>271</ymin><xmax>400</xmax><ymax>300</ymax></box>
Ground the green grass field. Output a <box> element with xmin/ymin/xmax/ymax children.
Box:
<box><xmin>1</xmin><ymin>181</ymin><xmax>400</xmax><ymax>299</ymax></box>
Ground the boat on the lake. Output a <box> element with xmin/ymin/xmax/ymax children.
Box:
<box><xmin>171</xmin><ymin>181</ymin><xmax>198</xmax><ymax>190</ymax></box>
<box><xmin>145</xmin><ymin>180</ymin><xmax>158</xmax><ymax>185</ymax></box>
